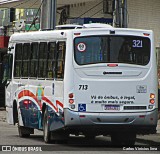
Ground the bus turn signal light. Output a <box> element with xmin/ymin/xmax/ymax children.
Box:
<box><xmin>149</xmin><ymin>93</ymin><xmax>155</xmax><ymax>105</ymax></box>
<box><xmin>143</xmin><ymin>33</ymin><xmax>150</xmax><ymax>36</ymax></box>
<box><xmin>74</xmin><ymin>33</ymin><xmax>81</xmax><ymax>36</ymax></box>
<box><xmin>150</xmin><ymin>93</ymin><xmax>155</xmax><ymax>99</ymax></box>
<box><xmin>69</xmin><ymin>93</ymin><xmax>74</xmax><ymax>104</ymax></box>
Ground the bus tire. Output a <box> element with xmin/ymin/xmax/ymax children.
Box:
<box><xmin>43</xmin><ymin>108</ymin><xmax>51</xmax><ymax>143</ymax></box>
<box><xmin>18</xmin><ymin>125</ymin><xmax>31</xmax><ymax>138</ymax></box>
<box><xmin>13</xmin><ymin>101</ymin><xmax>18</xmax><ymax>125</ymax></box>
<box><xmin>111</xmin><ymin>132</ymin><xmax>136</xmax><ymax>146</ymax></box>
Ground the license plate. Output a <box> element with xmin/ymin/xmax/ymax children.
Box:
<box><xmin>104</xmin><ymin>105</ymin><xmax>120</xmax><ymax>111</ymax></box>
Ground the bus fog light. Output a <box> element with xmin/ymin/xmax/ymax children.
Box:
<box><xmin>70</xmin><ymin>104</ymin><xmax>75</xmax><ymax>109</ymax></box>
<box><xmin>148</xmin><ymin>105</ymin><xmax>154</xmax><ymax>109</ymax></box>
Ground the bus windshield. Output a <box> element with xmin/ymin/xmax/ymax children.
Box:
<box><xmin>74</xmin><ymin>35</ymin><xmax>150</xmax><ymax>66</ymax></box>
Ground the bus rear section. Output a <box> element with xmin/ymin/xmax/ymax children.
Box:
<box><xmin>64</xmin><ymin>29</ymin><xmax>158</xmax><ymax>145</ymax></box>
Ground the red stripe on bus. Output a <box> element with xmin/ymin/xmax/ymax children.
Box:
<box><xmin>42</xmin><ymin>96</ymin><xmax>58</xmax><ymax>112</ymax></box>
<box><xmin>18</xmin><ymin>90</ymin><xmax>38</xmax><ymax>103</ymax></box>
<box><xmin>18</xmin><ymin>90</ymin><xmax>63</xmax><ymax>112</ymax></box>
<box><xmin>56</xmin><ymin>100</ymin><xmax>64</xmax><ymax>108</ymax></box>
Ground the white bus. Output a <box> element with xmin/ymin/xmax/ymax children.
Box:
<box><xmin>3</xmin><ymin>24</ymin><xmax>158</xmax><ymax>145</ymax></box>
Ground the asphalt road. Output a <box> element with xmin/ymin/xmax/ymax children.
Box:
<box><xmin>0</xmin><ymin>109</ymin><xmax>160</xmax><ymax>154</ymax></box>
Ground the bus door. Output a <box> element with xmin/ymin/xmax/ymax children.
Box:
<box><xmin>3</xmin><ymin>50</ymin><xmax>13</xmax><ymax>124</ymax></box>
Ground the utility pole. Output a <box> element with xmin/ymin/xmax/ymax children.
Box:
<box><xmin>123</xmin><ymin>0</ymin><xmax>127</xmax><ymax>28</ymax></box>
<box><xmin>113</xmin><ymin>0</ymin><xmax>127</xmax><ymax>28</ymax></box>
<box><xmin>40</xmin><ymin>0</ymin><xmax>57</xmax><ymax>30</ymax></box>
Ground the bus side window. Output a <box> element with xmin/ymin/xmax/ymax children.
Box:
<box><xmin>30</xmin><ymin>43</ymin><xmax>38</xmax><ymax>78</ymax></box>
<box><xmin>56</xmin><ymin>42</ymin><xmax>66</xmax><ymax>79</ymax></box>
<box><xmin>38</xmin><ymin>42</ymin><xmax>47</xmax><ymax>78</ymax></box>
<box><xmin>22</xmin><ymin>43</ymin><xmax>30</xmax><ymax>78</ymax></box>
<box><xmin>47</xmin><ymin>42</ymin><xmax>56</xmax><ymax>79</ymax></box>
<box><xmin>14</xmin><ymin>44</ymin><xmax>22</xmax><ymax>78</ymax></box>
<box><xmin>2</xmin><ymin>54</ymin><xmax>13</xmax><ymax>83</ymax></box>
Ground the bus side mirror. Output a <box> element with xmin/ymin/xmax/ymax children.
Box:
<box><xmin>8</xmin><ymin>46</ymin><xmax>14</xmax><ymax>51</ymax></box>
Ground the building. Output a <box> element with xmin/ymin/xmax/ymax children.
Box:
<box><xmin>0</xmin><ymin>0</ymin><xmax>159</xmax><ymax>46</ymax></box>
<box><xmin>0</xmin><ymin>0</ymin><xmax>160</xmax><ymax>107</ymax></box>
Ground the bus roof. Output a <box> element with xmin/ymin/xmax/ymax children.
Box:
<box><xmin>9</xmin><ymin>25</ymin><xmax>153</xmax><ymax>43</ymax></box>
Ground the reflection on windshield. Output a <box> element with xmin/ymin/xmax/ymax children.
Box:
<box><xmin>74</xmin><ymin>36</ymin><xmax>150</xmax><ymax>66</ymax></box>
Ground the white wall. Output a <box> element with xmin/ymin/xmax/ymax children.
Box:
<box><xmin>57</xmin><ymin>0</ymin><xmax>160</xmax><ymax>47</ymax></box>
<box><xmin>58</xmin><ymin>0</ymin><xmax>112</xmax><ymax>24</ymax></box>
<box><xmin>69</xmin><ymin>0</ymin><xmax>104</xmax><ymax>18</ymax></box>
<box><xmin>128</xmin><ymin>0</ymin><xmax>160</xmax><ymax>47</ymax></box>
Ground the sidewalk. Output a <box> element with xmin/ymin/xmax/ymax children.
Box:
<box><xmin>157</xmin><ymin>117</ymin><xmax>160</xmax><ymax>134</ymax></box>
<box><xmin>0</xmin><ymin>108</ymin><xmax>6</xmax><ymax>122</ymax></box>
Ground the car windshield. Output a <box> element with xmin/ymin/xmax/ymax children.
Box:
<box><xmin>74</xmin><ymin>35</ymin><xmax>150</xmax><ymax>66</ymax></box>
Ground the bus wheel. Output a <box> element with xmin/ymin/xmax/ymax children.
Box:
<box><xmin>18</xmin><ymin>125</ymin><xmax>31</xmax><ymax>138</ymax></box>
<box><xmin>111</xmin><ymin>133</ymin><xmax>136</xmax><ymax>146</ymax></box>
<box><xmin>43</xmin><ymin>109</ymin><xmax>51</xmax><ymax>143</ymax></box>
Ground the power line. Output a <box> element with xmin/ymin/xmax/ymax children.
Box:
<box><xmin>0</xmin><ymin>0</ymin><xmax>32</xmax><ymax>12</ymax></box>
<box><xmin>0</xmin><ymin>0</ymin><xmax>40</xmax><ymax>21</ymax></box>
<box><xmin>0</xmin><ymin>0</ymin><xmax>16</xmax><ymax>6</ymax></box>
<box><xmin>90</xmin><ymin>9</ymin><xmax>103</xmax><ymax>18</ymax></box>
<box><xmin>76</xmin><ymin>1</ymin><xmax>103</xmax><ymax>18</ymax></box>
<box><xmin>27</xmin><ymin>0</ymin><xmax>40</xmax><ymax>9</ymax></box>
<box><xmin>27</xmin><ymin>0</ymin><xmax>45</xmax><ymax>31</ymax></box>
<box><xmin>14</xmin><ymin>0</ymin><xmax>40</xmax><ymax>19</ymax></box>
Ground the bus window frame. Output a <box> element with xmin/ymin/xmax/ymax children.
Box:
<box><xmin>74</xmin><ymin>35</ymin><xmax>151</xmax><ymax>66</ymax></box>
<box><xmin>38</xmin><ymin>42</ymin><xmax>48</xmax><ymax>79</ymax></box>
<box><xmin>46</xmin><ymin>42</ymin><xmax>56</xmax><ymax>80</ymax></box>
<box><xmin>2</xmin><ymin>53</ymin><xmax>13</xmax><ymax>85</ymax></box>
<box><xmin>55</xmin><ymin>41</ymin><xmax>66</xmax><ymax>80</ymax></box>
<box><xmin>14</xmin><ymin>43</ymin><xmax>22</xmax><ymax>78</ymax></box>
<box><xmin>12</xmin><ymin>41</ymin><xmax>66</xmax><ymax>80</ymax></box>
<box><xmin>21</xmin><ymin>43</ymin><xmax>31</xmax><ymax>79</ymax></box>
